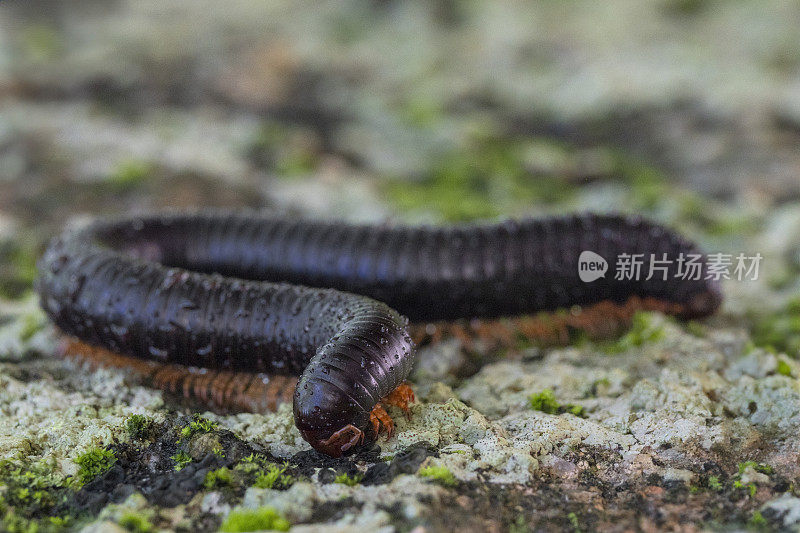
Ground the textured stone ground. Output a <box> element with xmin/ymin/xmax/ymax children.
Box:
<box><xmin>2</xmin><ymin>1</ymin><xmax>800</xmax><ymax>531</ymax></box>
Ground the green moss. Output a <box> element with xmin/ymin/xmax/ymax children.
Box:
<box><xmin>18</xmin><ymin>313</ymin><xmax>41</xmax><ymax>343</ymax></box>
<box><xmin>234</xmin><ymin>455</ymin><xmax>295</xmax><ymax>490</ymax></box>
<box><xmin>246</xmin><ymin>123</ymin><xmax>318</xmax><ymax>177</ymax></box>
<box><xmin>733</xmin><ymin>480</ymin><xmax>757</xmax><ymax>497</ymax></box>
<box><xmin>253</xmin><ymin>463</ymin><xmax>294</xmax><ymax>490</ymax></box>
<box><xmin>48</xmin><ymin>517</ymin><xmax>70</xmax><ymax>529</ymax></box>
<box><xmin>383</xmin><ymin>137</ymin><xmax>576</xmax><ymax>222</ymax></box>
<box><xmin>0</xmin><ymin>300</ymin><xmax>47</xmax><ymax>361</ymax></box>
<box><xmin>750</xmin><ymin>339</ymin><xmax>766</xmax><ymax>355</ymax></box>
<box><xmin>234</xmin><ymin>454</ymin><xmax>260</xmax><ymax>473</ymax></box>
<box><xmin>74</xmin><ymin>447</ymin><xmax>116</xmax><ymax>485</ymax></box>
<box><xmin>748</xmin><ymin>510</ymin><xmax>767</xmax><ymax>529</ymax></box>
<box><xmin>750</xmin><ymin>296</ymin><xmax>800</xmax><ymax>357</ymax></box>
<box><xmin>613</xmin><ymin>151</ymin><xmax>760</xmax><ymax>236</ymax></box>
<box><xmin>602</xmin><ymin>312</ymin><xmax>665</xmax><ymax>354</ymax></box>
<box><xmin>0</xmin><ymin>240</ymin><xmax>38</xmax><ymax>300</ymax></box>
<box><xmin>211</xmin><ymin>444</ymin><xmax>226</xmax><ymax>458</ymax></box>
<box><xmin>590</xmin><ymin>377</ymin><xmax>612</xmax><ymax>397</ymax></box>
<box><xmin>21</xmin><ymin>24</ymin><xmax>63</xmax><ymax>62</ymax></box>
<box><xmin>276</xmin><ymin>150</ymin><xmax>318</xmax><ymax>177</ymax></box>
<box><xmin>777</xmin><ymin>359</ymin><xmax>793</xmax><ymax>377</ymax></box>
<box><xmin>727</xmin><ymin>462</ymin><xmax>770</xmax><ymax>499</ymax></box>
<box><xmin>528</xmin><ymin>389</ymin><xmax>585</xmax><ymax>417</ymax></box>
<box><xmin>399</xmin><ymin>96</ymin><xmax>443</xmax><ymax>127</ymax></box>
<box><xmin>383</xmin><ymin>136</ymin><xmax>755</xmax><ymax>229</ymax></box>
<box><xmin>418</xmin><ymin>465</ymin><xmax>457</xmax><ymax>487</ymax></box>
<box><xmin>118</xmin><ymin>511</ymin><xmax>153</xmax><ymax>533</ymax></box>
<box><xmin>108</xmin><ymin>159</ymin><xmax>151</xmax><ymax>190</ymax></box>
<box><xmin>672</xmin><ymin>189</ymin><xmax>732</xmax><ymax>235</ymax></box>
<box><xmin>738</xmin><ymin>461</ymin><xmax>773</xmax><ymax>475</ymax></box>
<box><xmin>662</xmin><ymin>0</ymin><xmax>710</xmax><ymax>16</ymax></box>
<box><xmin>528</xmin><ymin>389</ymin><xmax>560</xmax><ymax>414</ymax></box>
<box><xmin>707</xmin><ymin>475</ymin><xmax>723</xmax><ymax>491</ymax></box>
<box><xmin>124</xmin><ymin>415</ymin><xmax>154</xmax><ymax>441</ymax></box>
<box><xmin>567</xmin><ymin>512</ymin><xmax>581</xmax><ymax>533</ymax></box>
<box><xmin>246</xmin><ymin>123</ymin><xmax>285</xmax><ymax>166</ymax></box>
<box><xmin>203</xmin><ymin>467</ymin><xmax>234</xmax><ymax>490</ymax></box>
<box><xmin>333</xmin><ymin>472</ymin><xmax>363</xmax><ymax>486</ymax></box>
<box><xmin>179</xmin><ymin>414</ymin><xmax>218</xmax><ymax>440</ymax></box>
<box><xmin>613</xmin><ymin>154</ymin><xmax>668</xmax><ymax>211</ymax></box>
<box><xmin>1</xmin><ymin>500</ymin><xmax>72</xmax><ymax>530</ymax></box>
<box><xmin>703</xmin><ymin>212</ymin><xmax>758</xmax><ymax>237</ymax></box>
<box><xmin>685</xmin><ymin>321</ymin><xmax>706</xmax><ymax>338</ymax></box>
<box><xmin>567</xmin><ymin>404</ymin><xmax>586</xmax><ymax>417</ymax></box>
<box><xmin>509</xmin><ymin>515</ymin><xmax>530</xmax><ymax>533</ymax></box>
<box><xmin>219</xmin><ymin>507</ymin><xmax>290</xmax><ymax>533</ymax></box>
<box><xmin>1</xmin><ymin>510</ymin><xmax>57</xmax><ymax>533</ymax></box>
<box><xmin>249</xmin><ymin>123</ymin><xmax>288</xmax><ymax>151</ymax></box>
<box><xmin>767</xmin><ymin>269</ymin><xmax>794</xmax><ymax>291</ymax></box>
<box><xmin>171</xmin><ymin>451</ymin><xmax>192</xmax><ymax>472</ymax></box>
<box><xmin>0</xmin><ymin>459</ymin><xmax>75</xmax><ymax>530</ymax></box>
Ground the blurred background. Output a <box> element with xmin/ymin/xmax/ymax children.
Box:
<box><xmin>1</xmin><ymin>0</ymin><xmax>800</xmax><ymax>330</ymax></box>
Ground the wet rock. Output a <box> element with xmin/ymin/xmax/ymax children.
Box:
<box><xmin>762</xmin><ymin>494</ymin><xmax>800</xmax><ymax>528</ymax></box>
<box><xmin>242</xmin><ymin>482</ymin><xmax>318</xmax><ymax>522</ymax></box>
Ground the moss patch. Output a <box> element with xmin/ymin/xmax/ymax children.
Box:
<box><xmin>0</xmin><ymin>458</ymin><xmax>75</xmax><ymax>533</ymax></box>
<box><xmin>125</xmin><ymin>415</ymin><xmax>155</xmax><ymax>441</ymax></box>
<box><xmin>118</xmin><ymin>511</ymin><xmax>154</xmax><ymax>533</ymax></box>
<box><xmin>383</xmin><ymin>137</ymin><xmax>577</xmax><ymax>222</ymax></box>
<box><xmin>74</xmin><ymin>447</ymin><xmax>116</xmax><ymax>486</ymax></box>
<box><xmin>0</xmin><ymin>239</ymin><xmax>38</xmax><ymax>300</ymax></box>
<box><xmin>253</xmin><ymin>464</ymin><xmax>294</xmax><ymax>490</ymax></box>
<box><xmin>418</xmin><ymin>465</ymin><xmax>457</xmax><ymax>487</ymax></box>
<box><xmin>528</xmin><ymin>389</ymin><xmax>560</xmax><ymax>414</ymax></box>
<box><xmin>219</xmin><ymin>507</ymin><xmax>290</xmax><ymax>533</ymax></box>
<box><xmin>333</xmin><ymin>472</ymin><xmax>363</xmax><ymax>486</ymax></box>
<box><xmin>179</xmin><ymin>415</ymin><xmax>218</xmax><ymax>440</ymax></box>
<box><xmin>612</xmin><ymin>152</ymin><xmax>760</xmax><ymax>237</ymax></box>
<box><xmin>601</xmin><ymin>311</ymin><xmax>666</xmax><ymax>354</ymax></box>
<box><xmin>737</xmin><ymin>461</ymin><xmax>773</xmax><ymax>476</ymax></box>
<box><xmin>748</xmin><ymin>510</ymin><xmax>768</xmax><ymax>529</ymax></box>
<box><xmin>750</xmin><ymin>296</ymin><xmax>800</xmax><ymax>357</ymax></box>
<box><xmin>528</xmin><ymin>389</ymin><xmax>585</xmax><ymax>417</ymax></box>
<box><xmin>233</xmin><ymin>455</ymin><xmax>295</xmax><ymax>490</ymax></box>
<box><xmin>107</xmin><ymin>159</ymin><xmax>152</xmax><ymax>191</ymax></box>
<box><xmin>245</xmin><ymin>122</ymin><xmax>319</xmax><ymax>177</ymax></box>
<box><xmin>776</xmin><ymin>358</ymin><xmax>793</xmax><ymax>377</ymax></box>
<box><xmin>203</xmin><ymin>467</ymin><xmax>234</xmax><ymax>490</ymax></box>
<box><xmin>171</xmin><ymin>451</ymin><xmax>192</xmax><ymax>472</ymax></box>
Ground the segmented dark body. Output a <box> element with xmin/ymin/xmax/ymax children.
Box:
<box><xmin>35</xmin><ymin>211</ymin><xmax>721</xmax><ymax>455</ymax></box>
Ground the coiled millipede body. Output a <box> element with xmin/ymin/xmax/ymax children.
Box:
<box><xmin>35</xmin><ymin>211</ymin><xmax>722</xmax><ymax>456</ymax></box>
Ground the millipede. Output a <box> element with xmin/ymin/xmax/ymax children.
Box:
<box><xmin>34</xmin><ymin>211</ymin><xmax>722</xmax><ymax>456</ymax></box>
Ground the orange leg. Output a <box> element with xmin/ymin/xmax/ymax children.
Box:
<box><xmin>369</xmin><ymin>403</ymin><xmax>394</xmax><ymax>439</ymax></box>
<box><xmin>58</xmin><ymin>337</ymin><xmax>298</xmax><ymax>414</ymax></box>
<box><xmin>382</xmin><ymin>383</ymin><xmax>415</xmax><ymax>418</ymax></box>
<box><xmin>368</xmin><ymin>382</ymin><xmax>416</xmax><ymax>439</ymax></box>
<box><xmin>313</xmin><ymin>424</ymin><xmax>365</xmax><ymax>456</ymax></box>
<box><xmin>405</xmin><ymin>296</ymin><xmax>690</xmax><ymax>354</ymax></box>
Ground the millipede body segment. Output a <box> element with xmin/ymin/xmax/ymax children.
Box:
<box><xmin>35</xmin><ymin>211</ymin><xmax>722</xmax><ymax>456</ymax></box>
